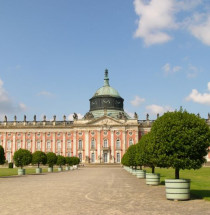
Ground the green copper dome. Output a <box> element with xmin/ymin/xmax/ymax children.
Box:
<box><xmin>93</xmin><ymin>69</ymin><xmax>121</xmax><ymax>98</ymax></box>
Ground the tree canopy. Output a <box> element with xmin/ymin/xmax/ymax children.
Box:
<box><xmin>151</xmin><ymin>109</ymin><xmax>210</xmax><ymax>179</ymax></box>
<box><xmin>56</xmin><ymin>155</ymin><xmax>66</xmax><ymax>167</ymax></box>
<box><xmin>13</xmin><ymin>149</ymin><xmax>32</xmax><ymax>168</ymax></box>
<box><xmin>32</xmin><ymin>151</ymin><xmax>47</xmax><ymax>168</ymax></box>
<box><xmin>0</xmin><ymin>145</ymin><xmax>5</xmax><ymax>165</ymax></box>
<box><xmin>46</xmin><ymin>152</ymin><xmax>57</xmax><ymax>168</ymax></box>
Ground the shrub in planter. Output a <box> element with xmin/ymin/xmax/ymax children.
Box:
<box><xmin>0</xmin><ymin>145</ymin><xmax>6</xmax><ymax>165</ymax></box>
<box><xmin>57</xmin><ymin>155</ymin><xmax>66</xmax><ymax>171</ymax></box>
<box><xmin>8</xmin><ymin>162</ymin><xmax>13</xmax><ymax>168</ymax></box>
<box><xmin>151</xmin><ymin>108</ymin><xmax>210</xmax><ymax>200</ymax></box>
<box><xmin>136</xmin><ymin>133</ymin><xmax>160</xmax><ymax>184</ymax></box>
<box><xmin>32</xmin><ymin>151</ymin><xmax>47</xmax><ymax>174</ymax></box>
<box><xmin>13</xmin><ymin>149</ymin><xmax>32</xmax><ymax>175</ymax></box>
<box><xmin>65</xmin><ymin>157</ymin><xmax>73</xmax><ymax>170</ymax></box>
<box><xmin>46</xmin><ymin>152</ymin><xmax>57</xmax><ymax>172</ymax></box>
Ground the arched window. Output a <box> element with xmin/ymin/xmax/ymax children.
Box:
<box><xmin>27</xmin><ymin>140</ymin><xmax>31</xmax><ymax>149</ymax></box>
<box><xmin>91</xmin><ymin>138</ymin><xmax>95</xmax><ymax>149</ymax></box>
<box><xmin>117</xmin><ymin>153</ymin><xmax>120</xmax><ymax>163</ymax></box>
<box><xmin>7</xmin><ymin>140</ymin><xmax>11</xmax><ymax>150</ymax></box>
<box><xmin>104</xmin><ymin>139</ymin><xmax>108</xmax><ymax>147</ymax></box>
<box><xmin>78</xmin><ymin>140</ymin><xmax>82</xmax><ymax>150</ymax></box>
<box><xmin>57</xmin><ymin>140</ymin><xmax>61</xmax><ymax>149</ymax></box>
<box><xmin>47</xmin><ymin>141</ymin><xmax>51</xmax><ymax>149</ymax></box>
<box><xmin>129</xmin><ymin>138</ymin><xmax>133</xmax><ymax>146</ymax></box>
<box><xmin>67</xmin><ymin>140</ymin><xmax>71</xmax><ymax>149</ymax></box>
<box><xmin>91</xmin><ymin>153</ymin><xmax>95</xmax><ymax>163</ymax></box>
<box><xmin>17</xmin><ymin>140</ymin><xmax>21</xmax><ymax>149</ymax></box>
<box><xmin>37</xmin><ymin>141</ymin><xmax>41</xmax><ymax>150</ymax></box>
<box><xmin>79</xmin><ymin>153</ymin><xmax>82</xmax><ymax>162</ymax></box>
<box><xmin>116</xmin><ymin>139</ymin><xmax>120</xmax><ymax>149</ymax></box>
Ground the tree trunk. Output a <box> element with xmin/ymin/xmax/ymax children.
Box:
<box><xmin>175</xmin><ymin>168</ymin><xmax>179</xmax><ymax>179</ymax></box>
<box><xmin>38</xmin><ymin>162</ymin><xmax>39</xmax><ymax>168</ymax></box>
<box><xmin>152</xmin><ymin>166</ymin><xmax>155</xmax><ymax>173</ymax></box>
<box><xmin>140</xmin><ymin>166</ymin><xmax>142</xmax><ymax>170</ymax></box>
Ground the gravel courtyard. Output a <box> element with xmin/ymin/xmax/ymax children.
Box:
<box><xmin>0</xmin><ymin>167</ymin><xmax>210</xmax><ymax>215</ymax></box>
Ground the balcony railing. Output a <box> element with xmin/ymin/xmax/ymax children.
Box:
<box><xmin>102</xmin><ymin>146</ymin><xmax>110</xmax><ymax>151</ymax></box>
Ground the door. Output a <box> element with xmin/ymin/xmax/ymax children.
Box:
<box><xmin>104</xmin><ymin>153</ymin><xmax>108</xmax><ymax>163</ymax></box>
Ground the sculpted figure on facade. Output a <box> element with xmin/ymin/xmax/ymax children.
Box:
<box><xmin>43</xmin><ymin>115</ymin><xmax>46</xmax><ymax>121</ymax></box>
<box><xmin>118</xmin><ymin>112</ymin><xmax>127</xmax><ymax>120</ymax></box>
<box><xmin>134</xmin><ymin>112</ymin><xmax>138</xmax><ymax>119</ymax></box>
<box><xmin>84</xmin><ymin>112</ymin><xmax>94</xmax><ymax>120</ymax></box>
<box><xmin>73</xmin><ymin>113</ymin><xmax>78</xmax><ymax>120</ymax></box>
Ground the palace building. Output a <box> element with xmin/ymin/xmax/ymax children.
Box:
<box><xmin>0</xmin><ymin>70</ymin><xmax>210</xmax><ymax>164</ymax></box>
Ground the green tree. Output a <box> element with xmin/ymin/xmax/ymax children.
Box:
<box><xmin>32</xmin><ymin>151</ymin><xmax>47</xmax><ymax>168</ymax></box>
<box><xmin>46</xmin><ymin>152</ymin><xmax>57</xmax><ymax>168</ymax></box>
<box><xmin>65</xmin><ymin>157</ymin><xmax>73</xmax><ymax>166</ymax></box>
<box><xmin>121</xmin><ymin>152</ymin><xmax>129</xmax><ymax>166</ymax></box>
<box><xmin>0</xmin><ymin>145</ymin><xmax>5</xmax><ymax>165</ymax></box>
<box><xmin>71</xmin><ymin>156</ymin><xmax>80</xmax><ymax>165</ymax></box>
<box><xmin>151</xmin><ymin>109</ymin><xmax>210</xmax><ymax>179</ymax></box>
<box><xmin>136</xmin><ymin>133</ymin><xmax>159</xmax><ymax>173</ymax></box>
<box><xmin>126</xmin><ymin>144</ymin><xmax>137</xmax><ymax>168</ymax></box>
<box><xmin>56</xmin><ymin>155</ymin><xmax>66</xmax><ymax>167</ymax></box>
<box><xmin>13</xmin><ymin>149</ymin><xmax>32</xmax><ymax>169</ymax></box>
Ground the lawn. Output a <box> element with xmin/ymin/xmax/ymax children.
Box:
<box><xmin>0</xmin><ymin>166</ymin><xmax>58</xmax><ymax>177</ymax></box>
<box><xmin>145</xmin><ymin>167</ymin><xmax>210</xmax><ymax>201</ymax></box>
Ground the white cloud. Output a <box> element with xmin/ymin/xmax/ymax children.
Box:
<box><xmin>133</xmin><ymin>0</ymin><xmax>210</xmax><ymax>46</ymax></box>
<box><xmin>0</xmin><ymin>78</ymin><xmax>26</xmax><ymax>114</ymax></box>
<box><xmin>37</xmin><ymin>91</ymin><xmax>54</xmax><ymax>97</ymax></box>
<box><xmin>133</xmin><ymin>0</ymin><xmax>177</xmax><ymax>45</ymax></box>
<box><xmin>146</xmin><ymin>104</ymin><xmax>174</xmax><ymax>115</ymax></box>
<box><xmin>186</xmin><ymin>83</ymin><xmax>210</xmax><ymax>105</ymax></box>
<box><xmin>187</xmin><ymin>64</ymin><xmax>200</xmax><ymax>78</ymax></box>
<box><xmin>188</xmin><ymin>14</ymin><xmax>210</xmax><ymax>46</ymax></box>
<box><xmin>162</xmin><ymin>63</ymin><xmax>182</xmax><ymax>75</ymax></box>
<box><xmin>130</xmin><ymin>96</ymin><xmax>145</xmax><ymax>107</ymax></box>
<box><xmin>68</xmin><ymin>113</ymin><xmax>84</xmax><ymax>121</ymax></box>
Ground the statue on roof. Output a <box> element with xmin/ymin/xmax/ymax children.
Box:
<box><xmin>63</xmin><ymin>115</ymin><xmax>66</xmax><ymax>121</ymax></box>
<box><xmin>73</xmin><ymin>113</ymin><xmax>78</xmax><ymax>120</ymax></box>
<box><xmin>53</xmin><ymin>115</ymin><xmax>56</xmax><ymax>122</ymax></box>
<box><xmin>134</xmin><ymin>112</ymin><xmax>138</xmax><ymax>119</ymax></box>
<box><xmin>43</xmin><ymin>115</ymin><xmax>46</xmax><ymax>121</ymax></box>
<box><xmin>24</xmin><ymin>115</ymin><xmax>26</xmax><ymax>122</ymax></box>
<box><xmin>4</xmin><ymin>115</ymin><xmax>7</xmax><ymax>122</ymax></box>
<box><xmin>14</xmin><ymin>115</ymin><xmax>17</xmax><ymax>122</ymax></box>
<box><xmin>208</xmin><ymin>113</ymin><xmax>210</xmax><ymax>120</ymax></box>
<box><xmin>146</xmin><ymin>113</ymin><xmax>149</xmax><ymax>121</ymax></box>
<box><xmin>157</xmin><ymin>113</ymin><xmax>159</xmax><ymax>119</ymax></box>
<box><xmin>84</xmin><ymin>112</ymin><xmax>94</xmax><ymax>120</ymax></box>
<box><xmin>34</xmin><ymin>115</ymin><xmax>36</xmax><ymax>122</ymax></box>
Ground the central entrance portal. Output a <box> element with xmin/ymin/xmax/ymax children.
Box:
<box><xmin>104</xmin><ymin>153</ymin><xmax>108</xmax><ymax>163</ymax></box>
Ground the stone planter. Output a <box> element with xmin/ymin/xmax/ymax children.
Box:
<box><xmin>146</xmin><ymin>173</ymin><xmax>160</xmax><ymax>185</ymax></box>
<box><xmin>70</xmin><ymin>166</ymin><xmax>74</xmax><ymax>170</ymax></box>
<box><xmin>165</xmin><ymin>179</ymin><xmax>190</xmax><ymax>201</ymax></box>
<box><xmin>73</xmin><ymin>165</ymin><xmax>78</xmax><ymax>170</ymax></box>
<box><xmin>18</xmin><ymin>168</ymin><xmax>25</xmax><ymax>176</ymax></box>
<box><xmin>65</xmin><ymin>166</ymin><xmax>70</xmax><ymax>171</ymax></box>
<box><xmin>132</xmin><ymin>169</ymin><xmax>137</xmax><ymax>175</ymax></box>
<box><xmin>48</xmin><ymin>167</ymin><xmax>53</xmax><ymax>172</ymax></box>
<box><xmin>58</xmin><ymin>167</ymin><xmax>63</xmax><ymax>172</ymax></box>
<box><xmin>36</xmin><ymin>168</ymin><xmax>42</xmax><ymax>174</ymax></box>
<box><xmin>136</xmin><ymin>170</ymin><xmax>146</xmax><ymax>179</ymax></box>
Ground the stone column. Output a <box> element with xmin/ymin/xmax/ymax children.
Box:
<box><xmin>73</xmin><ymin>131</ymin><xmax>76</xmax><ymax>156</ymax></box>
<box><xmin>32</xmin><ymin>132</ymin><xmax>36</xmax><ymax>153</ymax></box>
<box><xmin>97</xmin><ymin>130</ymin><xmax>101</xmax><ymax>163</ymax></box>
<box><xmin>23</xmin><ymin>133</ymin><xmax>26</xmax><ymax>149</ymax></box>
<box><xmin>3</xmin><ymin>133</ymin><xmax>6</xmax><ymax>150</ymax></box>
<box><xmin>53</xmin><ymin>132</ymin><xmax>56</xmax><ymax>153</ymax></box>
<box><xmin>12</xmin><ymin>133</ymin><xmax>16</xmax><ymax>156</ymax></box>
<box><xmin>63</xmin><ymin>132</ymin><xmax>66</xmax><ymax>156</ymax></box>
<box><xmin>123</xmin><ymin>129</ymin><xmax>126</xmax><ymax>155</ymax></box>
<box><xmin>111</xmin><ymin>130</ymin><xmax>114</xmax><ymax>163</ymax></box>
<box><xmin>85</xmin><ymin>131</ymin><xmax>89</xmax><ymax>158</ymax></box>
<box><xmin>42</xmin><ymin>132</ymin><xmax>45</xmax><ymax>152</ymax></box>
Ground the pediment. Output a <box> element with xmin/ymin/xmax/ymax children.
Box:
<box><xmin>86</xmin><ymin>116</ymin><xmax>123</xmax><ymax>126</ymax></box>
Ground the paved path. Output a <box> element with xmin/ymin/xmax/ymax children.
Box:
<box><xmin>0</xmin><ymin>167</ymin><xmax>210</xmax><ymax>215</ymax></box>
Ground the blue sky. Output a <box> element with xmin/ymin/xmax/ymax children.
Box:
<box><xmin>0</xmin><ymin>0</ymin><xmax>209</xmax><ymax>121</ymax></box>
